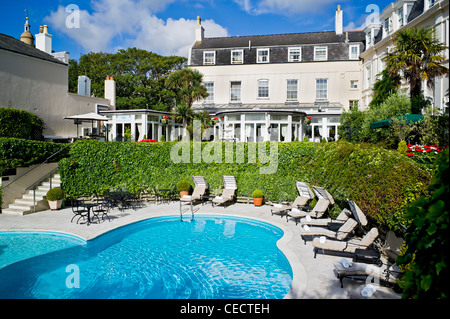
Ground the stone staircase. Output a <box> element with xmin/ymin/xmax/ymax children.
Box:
<box><xmin>2</xmin><ymin>173</ymin><xmax>61</xmax><ymax>215</ymax></box>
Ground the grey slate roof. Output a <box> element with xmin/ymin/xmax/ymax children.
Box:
<box><xmin>190</xmin><ymin>31</ymin><xmax>365</xmax><ymax>66</ymax></box>
<box><xmin>193</xmin><ymin>31</ymin><xmax>365</xmax><ymax>49</ymax></box>
<box><xmin>0</xmin><ymin>33</ymin><xmax>67</xmax><ymax>66</ymax></box>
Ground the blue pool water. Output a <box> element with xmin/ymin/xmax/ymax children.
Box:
<box><xmin>0</xmin><ymin>215</ymin><xmax>293</xmax><ymax>299</ymax></box>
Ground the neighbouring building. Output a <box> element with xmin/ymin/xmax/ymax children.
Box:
<box><xmin>0</xmin><ymin>18</ymin><xmax>115</xmax><ymax>141</ymax></box>
<box><xmin>188</xmin><ymin>7</ymin><xmax>365</xmax><ymax>142</ymax></box>
<box><xmin>361</xmin><ymin>0</ymin><xmax>449</xmax><ymax>113</ymax></box>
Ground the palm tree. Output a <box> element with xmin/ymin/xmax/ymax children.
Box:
<box><xmin>166</xmin><ymin>68</ymin><xmax>208</xmax><ymax>110</ymax></box>
<box><xmin>173</xmin><ymin>102</ymin><xmax>194</xmax><ymax>129</ymax></box>
<box><xmin>386</xmin><ymin>26</ymin><xmax>448</xmax><ymax>106</ymax></box>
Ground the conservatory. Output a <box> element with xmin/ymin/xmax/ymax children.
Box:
<box><xmin>215</xmin><ymin>109</ymin><xmax>306</xmax><ymax>142</ymax></box>
<box><xmin>100</xmin><ymin>109</ymin><xmax>183</xmax><ymax>142</ymax></box>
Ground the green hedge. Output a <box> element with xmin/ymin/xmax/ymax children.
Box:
<box><xmin>59</xmin><ymin>140</ymin><xmax>430</xmax><ymax>232</ymax></box>
<box><xmin>0</xmin><ymin>108</ymin><xmax>44</xmax><ymax>140</ymax></box>
<box><xmin>0</xmin><ymin>138</ymin><xmax>70</xmax><ymax>173</ymax></box>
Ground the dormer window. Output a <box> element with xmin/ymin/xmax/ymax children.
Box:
<box><xmin>314</xmin><ymin>46</ymin><xmax>328</xmax><ymax>61</ymax></box>
<box><xmin>288</xmin><ymin>47</ymin><xmax>302</xmax><ymax>62</ymax></box>
<box><xmin>398</xmin><ymin>7</ymin><xmax>404</xmax><ymax>28</ymax></box>
<box><xmin>349</xmin><ymin>45</ymin><xmax>359</xmax><ymax>60</ymax></box>
<box><xmin>231</xmin><ymin>50</ymin><xmax>244</xmax><ymax>64</ymax></box>
<box><xmin>384</xmin><ymin>18</ymin><xmax>390</xmax><ymax>36</ymax></box>
<box><xmin>203</xmin><ymin>51</ymin><xmax>215</xmax><ymax>65</ymax></box>
<box><xmin>257</xmin><ymin>48</ymin><xmax>270</xmax><ymax>63</ymax></box>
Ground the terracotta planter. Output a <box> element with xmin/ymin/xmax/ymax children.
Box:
<box><xmin>253</xmin><ymin>197</ymin><xmax>263</xmax><ymax>206</ymax></box>
<box><xmin>48</xmin><ymin>199</ymin><xmax>63</xmax><ymax>210</ymax></box>
<box><xmin>180</xmin><ymin>191</ymin><xmax>189</xmax><ymax>198</ymax></box>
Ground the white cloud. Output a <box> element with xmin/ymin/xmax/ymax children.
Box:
<box><xmin>234</xmin><ymin>0</ymin><xmax>342</xmax><ymax>15</ymax></box>
<box><xmin>44</xmin><ymin>0</ymin><xmax>228</xmax><ymax>57</ymax></box>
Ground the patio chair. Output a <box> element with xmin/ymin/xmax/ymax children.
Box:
<box><xmin>300</xmin><ymin>218</ymin><xmax>358</xmax><ymax>244</ymax></box>
<box><xmin>70</xmin><ymin>199</ymin><xmax>88</xmax><ymax>224</ymax></box>
<box><xmin>333</xmin><ymin>260</ymin><xmax>402</xmax><ymax>289</ymax></box>
<box><xmin>312</xmin><ymin>227</ymin><xmax>379</xmax><ymax>259</ymax></box>
<box><xmin>212</xmin><ymin>175</ymin><xmax>237</xmax><ymax>207</ymax></box>
<box><xmin>299</xmin><ymin>208</ymin><xmax>352</xmax><ymax>228</ymax></box>
<box><xmin>91</xmin><ymin>193</ymin><xmax>111</xmax><ymax>223</ymax></box>
<box><xmin>347</xmin><ymin>199</ymin><xmax>368</xmax><ymax>227</ymax></box>
<box><xmin>271</xmin><ymin>181</ymin><xmax>314</xmax><ymax>217</ymax></box>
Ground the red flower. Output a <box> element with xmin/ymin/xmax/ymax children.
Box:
<box><xmin>306</xmin><ymin>116</ymin><xmax>312</xmax><ymax>119</ymax></box>
<box><xmin>213</xmin><ymin>117</ymin><xmax>218</xmax><ymax>120</ymax></box>
<box><xmin>137</xmin><ymin>139</ymin><xmax>158</xmax><ymax>143</ymax></box>
<box><xmin>407</xmin><ymin>153</ymin><xmax>414</xmax><ymax>157</ymax></box>
<box><xmin>163</xmin><ymin>116</ymin><xmax>169</xmax><ymax>119</ymax></box>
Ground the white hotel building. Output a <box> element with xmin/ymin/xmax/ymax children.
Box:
<box><xmin>189</xmin><ymin>6</ymin><xmax>364</xmax><ymax>142</ymax></box>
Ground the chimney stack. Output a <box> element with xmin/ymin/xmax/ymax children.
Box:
<box><xmin>35</xmin><ymin>24</ymin><xmax>52</xmax><ymax>54</ymax></box>
<box><xmin>335</xmin><ymin>5</ymin><xmax>343</xmax><ymax>35</ymax></box>
<box><xmin>195</xmin><ymin>16</ymin><xmax>205</xmax><ymax>42</ymax></box>
<box><xmin>105</xmin><ymin>76</ymin><xmax>116</xmax><ymax>108</ymax></box>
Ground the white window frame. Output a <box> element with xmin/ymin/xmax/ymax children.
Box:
<box><xmin>286</xmin><ymin>79</ymin><xmax>298</xmax><ymax>100</ymax></box>
<box><xmin>315</xmin><ymin>78</ymin><xmax>328</xmax><ymax>100</ymax></box>
<box><xmin>230</xmin><ymin>81</ymin><xmax>241</xmax><ymax>102</ymax></box>
<box><xmin>257</xmin><ymin>48</ymin><xmax>270</xmax><ymax>63</ymax></box>
<box><xmin>398</xmin><ymin>7</ymin><xmax>404</xmax><ymax>28</ymax></box>
<box><xmin>204</xmin><ymin>81</ymin><xmax>214</xmax><ymax>101</ymax></box>
<box><xmin>231</xmin><ymin>50</ymin><xmax>244</xmax><ymax>64</ymax></box>
<box><xmin>314</xmin><ymin>46</ymin><xmax>328</xmax><ymax>61</ymax></box>
<box><xmin>203</xmin><ymin>51</ymin><xmax>216</xmax><ymax>65</ymax></box>
<box><xmin>384</xmin><ymin>18</ymin><xmax>390</xmax><ymax>36</ymax></box>
<box><xmin>350</xmin><ymin>80</ymin><xmax>359</xmax><ymax>89</ymax></box>
<box><xmin>349</xmin><ymin>45</ymin><xmax>359</xmax><ymax>60</ymax></box>
<box><xmin>257</xmin><ymin>79</ymin><xmax>269</xmax><ymax>99</ymax></box>
<box><xmin>288</xmin><ymin>47</ymin><xmax>302</xmax><ymax>62</ymax></box>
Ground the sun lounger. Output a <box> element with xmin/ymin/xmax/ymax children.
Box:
<box><xmin>333</xmin><ymin>260</ymin><xmax>401</xmax><ymax>289</ymax></box>
<box><xmin>347</xmin><ymin>199</ymin><xmax>368</xmax><ymax>226</ymax></box>
<box><xmin>300</xmin><ymin>218</ymin><xmax>358</xmax><ymax>244</ymax></box>
<box><xmin>312</xmin><ymin>227</ymin><xmax>379</xmax><ymax>258</ymax></box>
<box><xmin>271</xmin><ymin>181</ymin><xmax>314</xmax><ymax>216</ymax></box>
<box><xmin>300</xmin><ymin>208</ymin><xmax>352</xmax><ymax>227</ymax></box>
<box><xmin>212</xmin><ymin>175</ymin><xmax>237</xmax><ymax>207</ymax></box>
<box><xmin>271</xmin><ymin>196</ymin><xmax>310</xmax><ymax>216</ymax></box>
<box><xmin>286</xmin><ymin>186</ymin><xmax>335</xmax><ymax>224</ymax></box>
<box><xmin>179</xmin><ymin>176</ymin><xmax>208</xmax><ymax>215</ymax></box>
<box><xmin>383</xmin><ymin>230</ymin><xmax>404</xmax><ymax>263</ymax></box>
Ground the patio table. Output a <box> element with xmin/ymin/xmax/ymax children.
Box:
<box><xmin>79</xmin><ymin>202</ymin><xmax>98</xmax><ymax>225</ymax></box>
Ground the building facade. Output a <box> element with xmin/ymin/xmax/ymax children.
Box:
<box><xmin>361</xmin><ymin>0</ymin><xmax>449</xmax><ymax>113</ymax></box>
<box><xmin>189</xmin><ymin>7</ymin><xmax>365</xmax><ymax>142</ymax></box>
<box><xmin>0</xmin><ymin>20</ymin><xmax>115</xmax><ymax>141</ymax></box>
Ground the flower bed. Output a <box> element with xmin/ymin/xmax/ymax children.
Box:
<box><xmin>137</xmin><ymin>139</ymin><xmax>158</xmax><ymax>143</ymax></box>
<box><xmin>406</xmin><ymin>144</ymin><xmax>441</xmax><ymax>157</ymax></box>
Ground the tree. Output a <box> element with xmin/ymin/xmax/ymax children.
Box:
<box><xmin>386</xmin><ymin>27</ymin><xmax>449</xmax><ymax>113</ymax></box>
<box><xmin>166</xmin><ymin>68</ymin><xmax>209</xmax><ymax>135</ymax></box>
<box><xmin>68</xmin><ymin>48</ymin><xmax>187</xmax><ymax>110</ymax></box>
<box><xmin>369</xmin><ymin>69</ymin><xmax>401</xmax><ymax>109</ymax></box>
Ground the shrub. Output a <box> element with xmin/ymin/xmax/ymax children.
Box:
<box><xmin>176</xmin><ymin>180</ymin><xmax>191</xmax><ymax>192</ymax></box>
<box><xmin>397</xmin><ymin>140</ymin><xmax>408</xmax><ymax>154</ymax></box>
<box><xmin>46</xmin><ymin>187</ymin><xmax>65</xmax><ymax>201</ymax></box>
<box><xmin>0</xmin><ymin>108</ymin><xmax>44</xmax><ymax>140</ymax></box>
<box><xmin>251</xmin><ymin>189</ymin><xmax>264</xmax><ymax>198</ymax></box>
<box><xmin>396</xmin><ymin>148</ymin><xmax>449</xmax><ymax>299</ymax></box>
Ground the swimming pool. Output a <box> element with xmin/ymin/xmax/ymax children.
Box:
<box><xmin>0</xmin><ymin>215</ymin><xmax>293</xmax><ymax>299</ymax></box>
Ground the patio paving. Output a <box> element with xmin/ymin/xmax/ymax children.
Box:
<box><xmin>0</xmin><ymin>201</ymin><xmax>401</xmax><ymax>299</ymax></box>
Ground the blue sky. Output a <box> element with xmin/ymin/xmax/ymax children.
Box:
<box><xmin>1</xmin><ymin>0</ymin><xmax>393</xmax><ymax>60</ymax></box>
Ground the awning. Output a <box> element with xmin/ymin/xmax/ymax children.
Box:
<box><xmin>370</xmin><ymin>114</ymin><xmax>424</xmax><ymax>129</ymax></box>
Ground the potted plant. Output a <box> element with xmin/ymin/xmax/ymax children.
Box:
<box><xmin>46</xmin><ymin>187</ymin><xmax>65</xmax><ymax>210</ymax></box>
<box><xmin>176</xmin><ymin>180</ymin><xmax>191</xmax><ymax>198</ymax></box>
<box><xmin>304</xmin><ymin>116</ymin><xmax>312</xmax><ymax>125</ymax></box>
<box><xmin>252</xmin><ymin>189</ymin><xmax>264</xmax><ymax>206</ymax></box>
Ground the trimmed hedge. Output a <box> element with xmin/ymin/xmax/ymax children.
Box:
<box><xmin>59</xmin><ymin>139</ymin><xmax>430</xmax><ymax>232</ymax></box>
<box><xmin>0</xmin><ymin>108</ymin><xmax>44</xmax><ymax>140</ymax></box>
<box><xmin>0</xmin><ymin>138</ymin><xmax>70</xmax><ymax>172</ymax></box>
